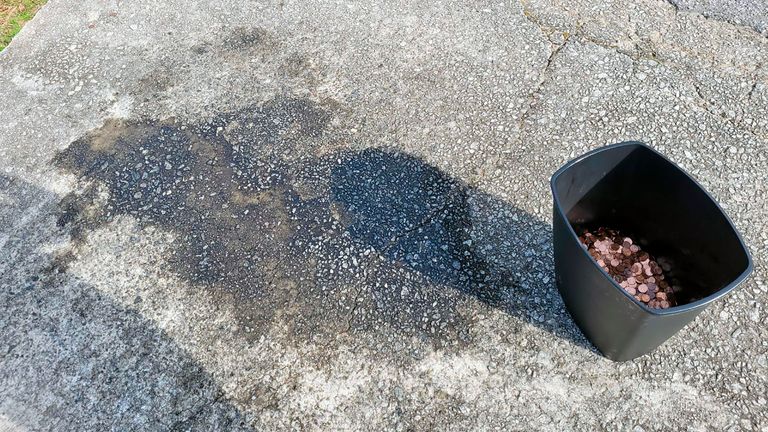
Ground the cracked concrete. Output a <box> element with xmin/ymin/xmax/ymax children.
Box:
<box><xmin>667</xmin><ymin>0</ymin><xmax>768</xmax><ymax>35</ymax></box>
<box><xmin>1</xmin><ymin>0</ymin><xmax>767</xmax><ymax>430</ymax></box>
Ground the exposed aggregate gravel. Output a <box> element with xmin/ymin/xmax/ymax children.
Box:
<box><xmin>0</xmin><ymin>0</ymin><xmax>767</xmax><ymax>430</ymax></box>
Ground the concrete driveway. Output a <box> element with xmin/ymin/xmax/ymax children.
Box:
<box><xmin>0</xmin><ymin>0</ymin><xmax>766</xmax><ymax>430</ymax></box>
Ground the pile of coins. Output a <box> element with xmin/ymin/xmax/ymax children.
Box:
<box><xmin>579</xmin><ymin>227</ymin><xmax>676</xmax><ymax>309</ymax></box>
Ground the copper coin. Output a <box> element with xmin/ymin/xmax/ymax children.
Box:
<box><xmin>581</xmin><ymin>228</ymin><xmax>677</xmax><ymax>308</ymax></box>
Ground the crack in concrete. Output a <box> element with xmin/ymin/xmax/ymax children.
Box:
<box><xmin>516</xmin><ymin>36</ymin><xmax>571</xmax><ymax>140</ymax></box>
<box><xmin>746</xmin><ymin>64</ymin><xmax>761</xmax><ymax>102</ymax></box>
<box><xmin>519</xmin><ymin>0</ymin><xmax>558</xmax><ymax>42</ymax></box>
<box><xmin>747</xmin><ymin>80</ymin><xmax>758</xmax><ymax>101</ymax></box>
<box><xmin>690</xmin><ymin>80</ymin><xmax>765</xmax><ymax>141</ymax></box>
<box><xmin>515</xmin><ymin>2</ymin><xmax>767</xmax><ymax>144</ymax></box>
<box><xmin>583</xmin><ymin>33</ymin><xmax>766</xmax><ymax>141</ymax></box>
<box><xmin>664</xmin><ymin>0</ymin><xmax>768</xmax><ymax>38</ymax></box>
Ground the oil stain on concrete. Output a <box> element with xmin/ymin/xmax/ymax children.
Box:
<box><xmin>54</xmin><ymin>94</ymin><xmax>585</xmax><ymax>355</ymax></box>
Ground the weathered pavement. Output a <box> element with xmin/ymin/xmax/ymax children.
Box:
<box><xmin>0</xmin><ymin>0</ymin><xmax>767</xmax><ymax>430</ymax></box>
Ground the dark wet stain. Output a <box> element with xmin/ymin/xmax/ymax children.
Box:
<box><xmin>56</xmin><ymin>185</ymin><xmax>103</xmax><ymax>240</ymax></box>
<box><xmin>223</xmin><ymin>27</ymin><xmax>278</xmax><ymax>52</ymax></box>
<box><xmin>279</xmin><ymin>52</ymin><xmax>314</xmax><ymax>79</ymax></box>
<box><xmin>42</xmin><ymin>249</ymin><xmax>76</xmax><ymax>275</ymax></box>
<box><xmin>53</xmin><ymin>95</ymin><xmax>589</xmax><ymax>353</ymax></box>
<box><xmin>190</xmin><ymin>41</ymin><xmax>212</xmax><ymax>55</ymax></box>
<box><xmin>54</xmin><ymin>96</ymin><xmax>335</xmax><ymax>340</ymax></box>
<box><xmin>138</xmin><ymin>68</ymin><xmax>174</xmax><ymax>96</ymax></box>
<box><xmin>189</xmin><ymin>26</ymin><xmax>278</xmax><ymax>59</ymax></box>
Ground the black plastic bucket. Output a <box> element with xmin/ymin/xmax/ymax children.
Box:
<box><xmin>551</xmin><ymin>142</ymin><xmax>753</xmax><ymax>361</ymax></box>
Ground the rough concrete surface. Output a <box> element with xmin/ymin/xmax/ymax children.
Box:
<box><xmin>667</xmin><ymin>0</ymin><xmax>768</xmax><ymax>35</ymax></box>
<box><xmin>0</xmin><ymin>0</ymin><xmax>767</xmax><ymax>430</ymax></box>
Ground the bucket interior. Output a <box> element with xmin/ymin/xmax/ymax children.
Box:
<box><xmin>553</xmin><ymin>144</ymin><xmax>750</xmax><ymax>306</ymax></box>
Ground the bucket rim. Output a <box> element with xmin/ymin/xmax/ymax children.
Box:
<box><xmin>550</xmin><ymin>141</ymin><xmax>754</xmax><ymax>316</ymax></box>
